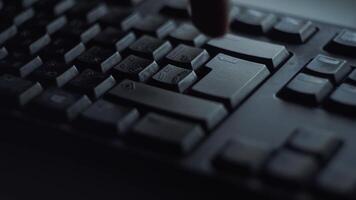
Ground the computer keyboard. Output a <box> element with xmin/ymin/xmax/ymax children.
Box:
<box><xmin>1</xmin><ymin>0</ymin><xmax>356</xmax><ymax>199</ymax></box>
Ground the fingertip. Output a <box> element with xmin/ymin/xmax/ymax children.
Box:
<box><xmin>190</xmin><ymin>0</ymin><xmax>228</xmax><ymax>37</ymax></box>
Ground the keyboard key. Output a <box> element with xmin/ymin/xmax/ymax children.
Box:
<box><xmin>168</xmin><ymin>23</ymin><xmax>207</xmax><ymax>47</ymax></box>
<box><xmin>165</xmin><ymin>44</ymin><xmax>210</xmax><ymax>70</ymax></box>
<box><xmin>266</xmin><ymin>150</ymin><xmax>319</xmax><ymax>184</ymax></box>
<box><xmin>214</xmin><ymin>139</ymin><xmax>273</xmax><ymax>174</ymax></box>
<box><xmin>305</xmin><ymin>55</ymin><xmax>350</xmax><ymax>83</ymax></box>
<box><xmin>271</xmin><ymin>17</ymin><xmax>317</xmax><ymax>43</ymax></box>
<box><xmin>206</xmin><ymin>34</ymin><xmax>290</xmax><ymax>70</ymax></box>
<box><xmin>13</xmin><ymin>8</ymin><xmax>35</xmax><ymax>26</ymax></box>
<box><xmin>0</xmin><ymin>23</ymin><xmax>17</xmax><ymax>45</ymax></box>
<box><xmin>0</xmin><ymin>54</ymin><xmax>43</xmax><ymax>78</ymax></box>
<box><xmin>192</xmin><ymin>54</ymin><xmax>270</xmax><ymax>108</ymax></box>
<box><xmin>133</xmin><ymin>15</ymin><xmax>176</xmax><ymax>39</ymax></box>
<box><xmin>32</xmin><ymin>88</ymin><xmax>91</xmax><ymax>121</ymax></box>
<box><xmin>326</xmin><ymin>29</ymin><xmax>356</xmax><ymax>56</ymax></box>
<box><xmin>0</xmin><ymin>74</ymin><xmax>43</xmax><ymax>106</ymax></box>
<box><xmin>35</xmin><ymin>0</ymin><xmax>75</xmax><ymax>16</ymax></box>
<box><xmin>108</xmin><ymin>80</ymin><xmax>228</xmax><ymax>130</ymax></box>
<box><xmin>128</xmin><ymin>35</ymin><xmax>173</xmax><ymax>60</ymax></box>
<box><xmin>92</xmin><ymin>27</ymin><xmax>136</xmax><ymax>52</ymax></box>
<box><xmin>76</xmin><ymin>46</ymin><xmax>122</xmax><ymax>73</ymax></box>
<box><xmin>42</xmin><ymin>38</ymin><xmax>86</xmax><ymax>64</ymax></box>
<box><xmin>288</xmin><ymin>128</ymin><xmax>341</xmax><ymax>161</ymax></box>
<box><xmin>317</xmin><ymin>164</ymin><xmax>356</xmax><ymax>197</ymax></box>
<box><xmin>160</xmin><ymin>0</ymin><xmax>189</xmax><ymax>18</ymax></box>
<box><xmin>152</xmin><ymin>64</ymin><xmax>197</xmax><ymax>92</ymax></box>
<box><xmin>31</xmin><ymin>61</ymin><xmax>79</xmax><ymax>87</ymax></box>
<box><xmin>231</xmin><ymin>9</ymin><xmax>277</xmax><ymax>34</ymax></box>
<box><xmin>6</xmin><ymin>29</ymin><xmax>51</xmax><ymax>55</ymax></box>
<box><xmin>132</xmin><ymin>113</ymin><xmax>204</xmax><ymax>154</ymax></box>
<box><xmin>280</xmin><ymin>73</ymin><xmax>333</xmax><ymax>105</ymax></box>
<box><xmin>22</xmin><ymin>14</ymin><xmax>67</xmax><ymax>35</ymax></box>
<box><xmin>67</xmin><ymin>69</ymin><xmax>116</xmax><ymax>99</ymax></box>
<box><xmin>328</xmin><ymin>83</ymin><xmax>356</xmax><ymax>114</ymax></box>
<box><xmin>58</xmin><ymin>20</ymin><xmax>101</xmax><ymax>43</ymax></box>
<box><xmin>347</xmin><ymin>69</ymin><xmax>356</xmax><ymax>84</ymax></box>
<box><xmin>0</xmin><ymin>47</ymin><xmax>8</xmax><ymax>61</ymax></box>
<box><xmin>80</xmin><ymin>99</ymin><xmax>139</xmax><ymax>135</ymax></box>
<box><xmin>100</xmin><ymin>8</ymin><xmax>141</xmax><ymax>31</ymax></box>
<box><xmin>68</xmin><ymin>2</ymin><xmax>108</xmax><ymax>24</ymax></box>
<box><xmin>113</xmin><ymin>55</ymin><xmax>159</xmax><ymax>82</ymax></box>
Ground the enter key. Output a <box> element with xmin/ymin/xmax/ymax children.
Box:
<box><xmin>192</xmin><ymin>53</ymin><xmax>270</xmax><ymax>109</ymax></box>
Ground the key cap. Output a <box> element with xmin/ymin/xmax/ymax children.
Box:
<box><xmin>0</xmin><ymin>74</ymin><xmax>43</xmax><ymax>106</ymax></box>
<box><xmin>280</xmin><ymin>73</ymin><xmax>333</xmax><ymax>105</ymax></box>
<box><xmin>31</xmin><ymin>61</ymin><xmax>79</xmax><ymax>87</ymax></box>
<box><xmin>100</xmin><ymin>8</ymin><xmax>141</xmax><ymax>31</ymax></box>
<box><xmin>113</xmin><ymin>55</ymin><xmax>159</xmax><ymax>82</ymax></box>
<box><xmin>68</xmin><ymin>2</ymin><xmax>108</xmax><ymax>24</ymax></box>
<box><xmin>347</xmin><ymin>69</ymin><xmax>356</xmax><ymax>84</ymax></box>
<box><xmin>206</xmin><ymin>34</ymin><xmax>290</xmax><ymax>70</ymax></box>
<box><xmin>92</xmin><ymin>27</ymin><xmax>136</xmax><ymax>52</ymax></box>
<box><xmin>214</xmin><ymin>139</ymin><xmax>273</xmax><ymax>174</ymax></box>
<box><xmin>32</xmin><ymin>88</ymin><xmax>91</xmax><ymax>121</ymax></box>
<box><xmin>13</xmin><ymin>8</ymin><xmax>35</xmax><ymax>26</ymax></box>
<box><xmin>6</xmin><ymin>29</ymin><xmax>51</xmax><ymax>55</ymax></box>
<box><xmin>128</xmin><ymin>35</ymin><xmax>173</xmax><ymax>61</ymax></box>
<box><xmin>266</xmin><ymin>150</ymin><xmax>319</xmax><ymax>184</ymax></box>
<box><xmin>58</xmin><ymin>19</ymin><xmax>101</xmax><ymax>43</ymax></box>
<box><xmin>164</xmin><ymin>44</ymin><xmax>210</xmax><ymax>70</ymax></box>
<box><xmin>0</xmin><ymin>47</ymin><xmax>8</xmax><ymax>61</ymax></box>
<box><xmin>133</xmin><ymin>15</ymin><xmax>176</xmax><ymax>39</ymax></box>
<box><xmin>67</xmin><ymin>69</ymin><xmax>116</xmax><ymax>99</ymax></box>
<box><xmin>326</xmin><ymin>29</ymin><xmax>356</xmax><ymax>56</ymax></box>
<box><xmin>35</xmin><ymin>0</ymin><xmax>75</xmax><ymax>16</ymax></box>
<box><xmin>192</xmin><ymin>54</ymin><xmax>270</xmax><ymax>108</ymax></box>
<box><xmin>271</xmin><ymin>17</ymin><xmax>317</xmax><ymax>43</ymax></box>
<box><xmin>168</xmin><ymin>23</ymin><xmax>207</xmax><ymax>47</ymax></box>
<box><xmin>22</xmin><ymin>14</ymin><xmax>67</xmax><ymax>35</ymax></box>
<box><xmin>305</xmin><ymin>55</ymin><xmax>350</xmax><ymax>83</ymax></box>
<box><xmin>317</xmin><ymin>164</ymin><xmax>356</xmax><ymax>197</ymax></box>
<box><xmin>152</xmin><ymin>64</ymin><xmax>197</xmax><ymax>92</ymax></box>
<box><xmin>6</xmin><ymin>0</ymin><xmax>38</xmax><ymax>8</ymax></box>
<box><xmin>160</xmin><ymin>0</ymin><xmax>189</xmax><ymax>18</ymax></box>
<box><xmin>42</xmin><ymin>38</ymin><xmax>86</xmax><ymax>64</ymax></box>
<box><xmin>76</xmin><ymin>46</ymin><xmax>122</xmax><ymax>73</ymax></box>
<box><xmin>80</xmin><ymin>99</ymin><xmax>139</xmax><ymax>135</ymax></box>
<box><xmin>108</xmin><ymin>80</ymin><xmax>228</xmax><ymax>130</ymax></box>
<box><xmin>288</xmin><ymin>128</ymin><xmax>341</xmax><ymax>161</ymax></box>
<box><xmin>132</xmin><ymin>113</ymin><xmax>204</xmax><ymax>154</ymax></box>
<box><xmin>0</xmin><ymin>54</ymin><xmax>43</xmax><ymax>78</ymax></box>
<box><xmin>0</xmin><ymin>23</ymin><xmax>17</xmax><ymax>45</ymax></box>
<box><xmin>231</xmin><ymin>9</ymin><xmax>277</xmax><ymax>34</ymax></box>
<box><xmin>328</xmin><ymin>83</ymin><xmax>356</xmax><ymax>114</ymax></box>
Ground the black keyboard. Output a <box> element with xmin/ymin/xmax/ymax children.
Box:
<box><xmin>1</xmin><ymin>0</ymin><xmax>356</xmax><ymax>199</ymax></box>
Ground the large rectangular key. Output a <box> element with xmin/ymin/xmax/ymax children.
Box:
<box><xmin>206</xmin><ymin>34</ymin><xmax>290</xmax><ymax>70</ymax></box>
<box><xmin>108</xmin><ymin>80</ymin><xmax>228</xmax><ymax>130</ymax></box>
<box><xmin>192</xmin><ymin>54</ymin><xmax>270</xmax><ymax>108</ymax></box>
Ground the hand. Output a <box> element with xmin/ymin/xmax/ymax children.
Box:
<box><xmin>189</xmin><ymin>0</ymin><xmax>229</xmax><ymax>37</ymax></box>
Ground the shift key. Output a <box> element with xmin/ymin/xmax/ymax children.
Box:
<box><xmin>108</xmin><ymin>80</ymin><xmax>228</xmax><ymax>130</ymax></box>
<box><xmin>206</xmin><ymin>34</ymin><xmax>289</xmax><ymax>70</ymax></box>
<box><xmin>192</xmin><ymin>54</ymin><xmax>270</xmax><ymax>108</ymax></box>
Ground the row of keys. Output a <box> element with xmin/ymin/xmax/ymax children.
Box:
<box><xmin>215</xmin><ymin>128</ymin><xmax>345</xmax><ymax>195</ymax></box>
<box><xmin>279</xmin><ymin>54</ymin><xmax>356</xmax><ymax>115</ymax></box>
<box><xmin>231</xmin><ymin>8</ymin><xmax>318</xmax><ymax>44</ymax></box>
<box><xmin>0</xmin><ymin>72</ymin><xmax>206</xmax><ymax>155</ymax></box>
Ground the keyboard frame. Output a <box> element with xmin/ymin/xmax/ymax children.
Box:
<box><xmin>1</xmin><ymin>0</ymin><xmax>356</xmax><ymax>199</ymax></box>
